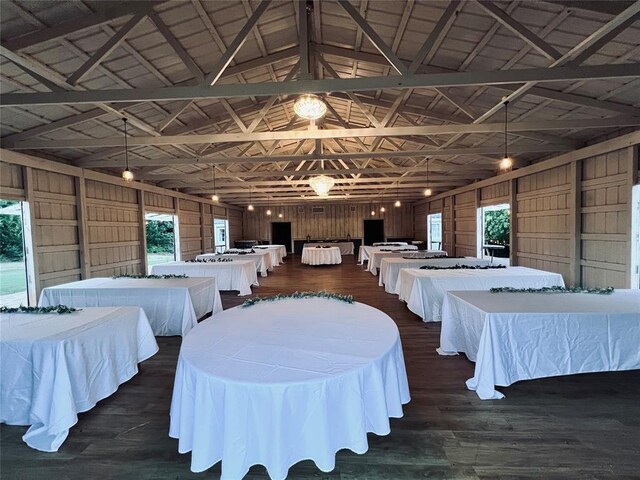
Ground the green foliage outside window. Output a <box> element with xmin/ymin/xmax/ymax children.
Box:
<box><xmin>146</xmin><ymin>220</ymin><xmax>175</xmax><ymax>254</ymax></box>
<box><xmin>484</xmin><ymin>209</ymin><xmax>510</xmax><ymax>260</ymax></box>
<box><xmin>0</xmin><ymin>200</ymin><xmax>24</xmax><ymax>262</ymax></box>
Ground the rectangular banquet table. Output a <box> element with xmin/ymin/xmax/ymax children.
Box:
<box><xmin>366</xmin><ymin>249</ymin><xmax>447</xmax><ymax>274</ymax></box>
<box><xmin>38</xmin><ymin>277</ymin><xmax>222</xmax><ymax>336</ymax></box>
<box><xmin>196</xmin><ymin>250</ymin><xmax>272</xmax><ymax>277</ymax></box>
<box><xmin>378</xmin><ymin>257</ymin><xmax>491</xmax><ymax>294</ymax></box>
<box><xmin>253</xmin><ymin>245</ymin><xmax>286</xmax><ymax>266</ymax></box>
<box><xmin>373</xmin><ymin>242</ymin><xmax>408</xmax><ymax>246</ymax></box>
<box><xmin>0</xmin><ymin>306</ymin><xmax>158</xmax><ymax>451</ymax></box>
<box><xmin>398</xmin><ymin>266</ymin><xmax>565</xmax><ymax>322</ymax></box>
<box><xmin>151</xmin><ymin>260</ymin><xmax>258</xmax><ymax>296</ymax></box>
<box><xmin>358</xmin><ymin>245</ymin><xmax>419</xmax><ymax>265</ymax></box>
<box><xmin>305</xmin><ymin>242</ymin><xmax>354</xmax><ymax>255</ymax></box>
<box><xmin>169</xmin><ymin>298</ymin><xmax>409</xmax><ymax>479</ymax></box>
<box><xmin>301</xmin><ymin>246</ymin><xmax>342</xmax><ymax>265</ymax></box>
<box><xmin>439</xmin><ymin>290</ymin><xmax>640</xmax><ymax>400</ymax></box>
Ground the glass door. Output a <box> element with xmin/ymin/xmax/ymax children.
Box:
<box><xmin>214</xmin><ymin>218</ymin><xmax>229</xmax><ymax>253</ymax></box>
<box><xmin>0</xmin><ymin>199</ymin><xmax>34</xmax><ymax>306</ymax></box>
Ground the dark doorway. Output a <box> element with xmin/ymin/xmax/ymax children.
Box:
<box><xmin>363</xmin><ymin>219</ymin><xmax>385</xmax><ymax>245</ymax></box>
<box><xmin>271</xmin><ymin>222</ymin><xmax>292</xmax><ymax>253</ymax></box>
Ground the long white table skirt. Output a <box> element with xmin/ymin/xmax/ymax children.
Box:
<box><xmin>169</xmin><ymin>299</ymin><xmax>410</xmax><ymax>479</ymax></box>
<box><xmin>358</xmin><ymin>245</ymin><xmax>419</xmax><ymax>264</ymax></box>
<box><xmin>39</xmin><ymin>277</ymin><xmax>222</xmax><ymax>336</ymax></box>
<box><xmin>439</xmin><ymin>290</ymin><xmax>640</xmax><ymax>400</ymax></box>
<box><xmin>366</xmin><ymin>249</ymin><xmax>446</xmax><ymax>274</ymax></box>
<box><xmin>253</xmin><ymin>245</ymin><xmax>286</xmax><ymax>266</ymax></box>
<box><xmin>196</xmin><ymin>251</ymin><xmax>272</xmax><ymax>277</ymax></box>
<box><xmin>305</xmin><ymin>242</ymin><xmax>354</xmax><ymax>255</ymax></box>
<box><xmin>398</xmin><ymin>267</ymin><xmax>565</xmax><ymax>321</ymax></box>
<box><xmin>151</xmin><ymin>261</ymin><xmax>258</xmax><ymax>296</ymax></box>
<box><xmin>0</xmin><ymin>307</ymin><xmax>158</xmax><ymax>451</ymax></box>
<box><xmin>301</xmin><ymin>247</ymin><xmax>342</xmax><ymax>265</ymax></box>
<box><xmin>379</xmin><ymin>257</ymin><xmax>491</xmax><ymax>294</ymax></box>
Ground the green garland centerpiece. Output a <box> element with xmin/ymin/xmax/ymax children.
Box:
<box><xmin>419</xmin><ymin>264</ymin><xmax>506</xmax><ymax>270</ymax></box>
<box><xmin>241</xmin><ymin>290</ymin><xmax>354</xmax><ymax>308</ymax></box>
<box><xmin>402</xmin><ymin>254</ymin><xmax>463</xmax><ymax>259</ymax></box>
<box><xmin>0</xmin><ymin>305</ymin><xmax>80</xmax><ymax>314</ymax></box>
<box><xmin>188</xmin><ymin>258</ymin><xmax>233</xmax><ymax>263</ymax></box>
<box><xmin>113</xmin><ymin>274</ymin><xmax>189</xmax><ymax>279</ymax></box>
<box><xmin>490</xmin><ymin>286</ymin><xmax>615</xmax><ymax>294</ymax></box>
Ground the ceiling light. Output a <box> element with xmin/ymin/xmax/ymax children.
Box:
<box><xmin>294</xmin><ymin>94</ymin><xmax>327</xmax><ymax>120</ymax></box>
<box><xmin>424</xmin><ymin>158</ymin><xmax>431</xmax><ymax>197</ymax></box>
<box><xmin>371</xmin><ymin>210</ymin><xmax>375</xmax><ymax>216</ymax></box>
<box><xmin>278</xmin><ymin>212</ymin><xmax>283</xmax><ymax>218</ymax></box>
<box><xmin>394</xmin><ymin>181</ymin><xmax>401</xmax><ymax>207</ymax></box>
<box><xmin>247</xmin><ymin>204</ymin><xmax>254</xmax><ymax>211</ymax></box>
<box><xmin>394</xmin><ymin>200</ymin><xmax>401</xmax><ymax>207</ymax></box>
<box><xmin>380</xmin><ymin>206</ymin><xmax>385</xmax><ymax>213</ymax></box>
<box><xmin>309</xmin><ymin>174</ymin><xmax>334</xmax><ymax>197</ymax></box>
<box><xmin>247</xmin><ymin>187</ymin><xmax>254</xmax><ymax>211</ymax></box>
<box><xmin>500</xmin><ymin>99</ymin><xmax>514</xmax><ymax>171</ymax></box>
<box><xmin>211</xmin><ymin>194</ymin><xmax>219</xmax><ymax>202</ymax></box>
<box><xmin>424</xmin><ymin>188</ymin><xmax>432</xmax><ymax>197</ymax></box>
<box><xmin>121</xmin><ymin>118</ymin><xmax>133</xmax><ymax>183</ymax></box>
<box><xmin>211</xmin><ymin>165</ymin><xmax>219</xmax><ymax>202</ymax></box>
<box><xmin>266</xmin><ymin>209</ymin><xmax>272</xmax><ymax>216</ymax></box>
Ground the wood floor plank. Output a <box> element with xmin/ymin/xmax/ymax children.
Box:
<box><xmin>2</xmin><ymin>257</ymin><xmax>639</xmax><ymax>479</ymax></box>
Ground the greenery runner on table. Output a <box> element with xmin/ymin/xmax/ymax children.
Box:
<box><xmin>0</xmin><ymin>305</ymin><xmax>80</xmax><ymax>314</ymax></box>
<box><xmin>113</xmin><ymin>274</ymin><xmax>189</xmax><ymax>279</ymax></box>
<box><xmin>241</xmin><ymin>291</ymin><xmax>354</xmax><ymax>308</ymax></box>
<box><xmin>490</xmin><ymin>286</ymin><xmax>615</xmax><ymax>294</ymax></box>
<box><xmin>419</xmin><ymin>264</ymin><xmax>507</xmax><ymax>270</ymax></box>
<box><xmin>188</xmin><ymin>258</ymin><xmax>233</xmax><ymax>263</ymax></box>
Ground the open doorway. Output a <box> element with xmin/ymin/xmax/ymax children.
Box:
<box><xmin>427</xmin><ymin>213</ymin><xmax>442</xmax><ymax>250</ymax></box>
<box><xmin>477</xmin><ymin>203</ymin><xmax>510</xmax><ymax>266</ymax></box>
<box><xmin>0</xmin><ymin>200</ymin><xmax>35</xmax><ymax>306</ymax></box>
<box><xmin>363</xmin><ymin>219</ymin><xmax>385</xmax><ymax>246</ymax></box>
<box><xmin>145</xmin><ymin>212</ymin><xmax>180</xmax><ymax>273</ymax></box>
<box><xmin>271</xmin><ymin>222</ymin><xmax>292</xmax><ymax>253</ymax></box>
<box><xmin>214</xmin><ymin>218</ymin><xmax>229</xmax><ymax>253</ymax></box>
<box><xmin>631</xmin><ymin>185</ymin><xmax>640</xmax><ymax>289</ymax></box>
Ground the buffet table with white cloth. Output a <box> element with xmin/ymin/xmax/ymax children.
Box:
<box><xmin>373</xmin><ymin>242</ymin><xmax>408</xmax><ymax>246</ymax></box>
<box><xmin>151</xmin><ymin>260</ymin><xmax>258</xmax><ymax>296</ymax></box>
<box><xmin>301</xmin><ymin>246</ymin><xmax>342</xmax><ymax>265</ymax></box>
<box><xmin>439</xmin><ymin>290</ymin><xmax>640</xmax><ymax>400</ymax></box>
<box><xmin>38</xmin><ymin>277</ymin><xmax>222</xmax><ymax>336</ymax></box>
<box><xmin>196</xmin><ymin>250</ymin><xmax>272</xmax><ymax>277</ymax></box>
<box><xmin>169</xmin><ymin>297</ymin><xmax>410</xmax><ymax>479</ymax></box>
<box><xmin>379</xmin><ymin>257</ymin><xmax>491</xmax><ymax>294</ymax></box>
<box><xmin>253</xmin><ymin>244</ymin><xmax>286</xmax><ymax>266</ymax></box>
<box><xmin>305</xmin><ymin>242</ymin><xmax>354</xmax><ymax>255</ymax></box>
<box><xmin>366</xmin><ymin>249</ymin><xmax>447</xmax><ymax>274</ymax></box>
<box><xmin>0</xmin><ymin>306</ymin><xmax>158</xmax><ymax>452</ymax></box>
<box><xmin>358</xmin><ymin>245</ymin><xmax>419</xmax><ymax>265</ymax></box>
<box><xmin>398</xmin><ymin>266</ymin><xmax>565</xmax><ymax>322</ymax></box>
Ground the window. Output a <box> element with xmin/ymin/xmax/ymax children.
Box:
<box><xmin>477</xmin><ymin>203</ymin><xmax>510</xmax><ymax>266</ymax></box>
<box><xmin>213</xmin><ymin>218</ymin><xmax>229</xmax><ymax>253</ymax></box>
<box><xmin>427</xmin><ymin>213</ymin><xmax>442</xmax><ymax>250</ymax></box>
<box><xmin>145</xmin><ymin>212</ymin><xmax>180</xmax><ymax>273</ymax></box>
<box><xmin>0</xmin><ymin>200</ymin><xmax>35</xmax><ymax>306</ymax></box>
<box><xmin>631</xmin><ymin>185</ymin><xmax>640</xmax><ymax>289</ymax></box>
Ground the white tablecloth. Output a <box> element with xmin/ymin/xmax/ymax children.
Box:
<box><xmin>1</xmin><ymin>307</ymin><xmax>158</xmax><ymax>451</ymax></box>
<box><xmin>366</xmin><ymin>249</ymin><xmax>447</xmax><ymax>274</ymax></box>
<box><xmin>398</xmin><ymin>267</ymin><xmax>565</xmax><ymax>322</ymax></box>
<box><xmin>358</xmin><ymin>245</ymin><xmax>419</xmax><ymax>265</ymax></box>
<box><xmin>306</xmin><ymin>242</ymin><xmax>354</xmax><ymax>255</ymax></box>
<box><xmin>301</xmin><ymin>246</ymin><xmax>342</xmax><ymax>265</ymax></box>
<box><xmin>439</xmin><ymin>290</ymin><xmax>640</xmax><ymax>400</ymax></box>
<box><xmin>196</xmin><ymin>251</ymin><xmax>272</xmax><ymax>277</ymax></box>
<box><xmin>169</xmin><ymin>298</ymin><xmax>410</xmax><ymax>479</ymax></box>
<box><xmin>38</xmin><ymin>277</ymin><xmax>222</xmax><ymax>336</ymax></box>
<box><xmin>253</xmin><ymin>245</ymin><xmax>286</xmax><ymax>266</ymax></box>
<box><xmin>379</xmin><ymin>257</ymin><xmax>491</xmax><ymax>294</ymax></box>
<box><xmin>151</xmin><ymin>261</ymin><xmax>258</xmax><ymax>296</ymax></box>
<box><xmin>373</xmin><ymin>242</ymin><xmax>408</xmax><ymax>246</ymax></box>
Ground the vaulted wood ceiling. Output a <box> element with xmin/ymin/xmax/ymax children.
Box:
<box><xmin>1</xmin><ymin>0</ymin><xmax>639</xmax><ymax>205</ymax></box>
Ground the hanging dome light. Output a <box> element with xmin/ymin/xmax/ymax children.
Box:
<box><xmin>394</xmin><ymin>181</ymin><xmax>401</xmax><ymax>207</ymax></box>
<box><xmin>121</xmin><ymin>118</ymin><xmax>133</xmax><ymax>182</ymax></box>
<box><xmin>424</xmin><ymin>188</ymin><xmax>432</xmax><ymax>197</ymax></box>
<box><xmin>211</xmin><ymin>165</ymin><xmax>219</xmax><ymax>202</ymax></box>
<box><xmin>380</xmin><ymin>206</ymin><xmax>385</xmax><ymax>213</ymax></box>
<box><xmin>500</xmin><ymin>99</ymin><xmax>514</xmax><ymax>171</ymax></box>
<box><xmin>278</xmin><ymin>212</ymin><xmax>283</xmax><ymax>218</ymax></box>
<box><xmin>309</xmin><ymin>174</ymin><xmax>335</xmax><ymax>197</ymax></box>
<box><xmin>371</xmin><ymin>210</ymin><xmax>375</xmax><ymax>216</ymax></box>
<box><xmin>266</xmin><ymin>209</ymin><xmax>272</xmax><ymax>216</ymax></box>
<box><xmin>211</xmin><ymin>193</ymin><xmax>219</xmax><ymax>202</ymax></box>
<box><xmin>247</xmin><ymin>204</ymin><xmax>254</xmax><ymax>211</ymax></box>
<box><xmin>499</xmin><ymin>157</ymin><xmax>513</xmax><ymax>170</ymax></box>
<box><xmin>294</xmin><ymin>94</ymin><xmax>327</xmax><ymax>120</ymax></box>
<box><xmin>394</xmin><ymin>200</ymin><xmax>401</xmax><ymax>207</ymax></box>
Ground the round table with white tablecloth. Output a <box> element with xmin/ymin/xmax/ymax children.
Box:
<box><xmin>169</xmin><ymin>297</ymin><xmax>410</xmax><ymax>479</ymax></box>
<box><xmin>301</xmin><ymin>246</ymin><xmax>342</xmax><ymax>265</ymax></box>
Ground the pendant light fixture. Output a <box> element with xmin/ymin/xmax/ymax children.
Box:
<box><xmin>278</xmin><ymin>212</ymin><xmax>283</xmax><ymax>219</ymax></box>
<box><xmin>380</xmin><ymin>191</ymin><xmax>386</xmax><ymax>213</ymax></box>
<box><xmin>394</xmin><ymin>181</ymin><xmax>401</xmax><ymax>207</ymax></box>
<box><xmin>247</xmin><ymin>187</ymin><xmax>254</xmax><ymax>211</ymax></box>
<box><xmin>499</xmin><ymin>99</ymin><xmax>513</xmax><ymax>171</ymax></box>
<box><xmin>424</xmin><ymin>159</ymin><xmax>432</xmax><ymax>197</ymax></box>
<box><xmin>211</xmin><ymin>165</ymin><xmax>219</xmax><ymax>202</ymax></box>
<box><xmin>121</xmin><ymin>118</ymin><xmax>133</xmax><ymax>182</ymax></box>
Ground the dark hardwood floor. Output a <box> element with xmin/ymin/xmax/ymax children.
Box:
<box><xmin>2</xmin><ymin>256</ymin><xmax>639</xmax><ymax>479</ymax></box>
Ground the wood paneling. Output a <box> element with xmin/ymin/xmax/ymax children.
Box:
<box><xmin>242</xmin><ymin>203</ymin><xmax>413</xmax><ymax>242</ymax></box>
<box><xmin>178</xmin><ymin>198</ymin><xmax>203</xmax><ymax>260</ymax></box>
<box><xmin>0</xmin><ymin>162</ymin><xmax>24</xmax><ymax>199</ymax></box>
<box><xmin>480</xmin><ymin>180</ymin><xmax>509</xmax><ymax>206</ymax></box>
<box><xmin>453</xmin><ymin>191</ymin><xmax>476</xmax><ymax>257</ymax></box>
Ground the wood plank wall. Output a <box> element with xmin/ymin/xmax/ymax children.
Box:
<box><xmin>242</xmin><ymin>202</ymin><xmax>414</xmax><ymax>242</ymax></box>
<box><xmin>0</xmin><ymin>149</ymin><xmax>243</xmax><ymax>299</ymax></box>
<box><xmin>414</xmin><ymin>134</ymin><xmax>640</xmax><ymax>289</ymax></box>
